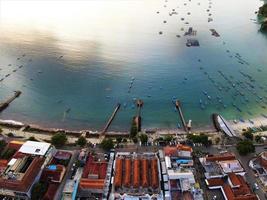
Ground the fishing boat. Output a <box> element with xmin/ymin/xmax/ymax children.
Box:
<box><xmin>212</xmin><ymin>113</ymin><xmax>236</xmax><ymax>137</ymax></box>
<box><xmin>248</xmin><ymin>119</ymin><xmax>254</xmax><ymax>124</ymax></box>
<box><xmin>65</xmin><ymin>108</ymin><xmax>71</xmax><ymax>113</ymax></box>
<box><xmin>239</xmin><ymin>118</ymin><xmax>245</xmax><ymax>123</ymax></box>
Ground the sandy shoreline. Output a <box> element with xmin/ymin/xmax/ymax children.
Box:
<box><xmin>1</xmin><ymin>114</ymin><xmax>267</xmax><ymax>143</ymax></box>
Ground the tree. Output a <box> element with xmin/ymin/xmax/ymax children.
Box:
<box><xmin>28</xmin><ymin>136</ymin><xmax>38</xmax><ymax>141</ymax></box>
<box><xmin>132</xmin><ymin>137</ymin><xmax>138</xmax><ymax>144</ymax></box>
<box><xmin>0</xmin><ymin>140</ymin><xmax>6</xmax><ymax>152</ymax></box>
<box><xmin>237</xmin><ymin>140</ymin><xmax>255</xmax><ymax>156</ymax></box>
<box><xmin>187</xmin><ymin>133</ymin><xmax>210</xmax><ymax>146</ymax></box>
<box><xmin>100</xmin><ymin>138</ymin><xmax>114</xmax><ymax>151</ymax></box>
<box><xmin>51</xmin><ymin>133</ymin><xmax>67</xmax><ymax>147</ymax></box>
<box><xmin>139</xmin><ymin>134</ymin><xmax>148</xmax><ymax>145</ymax></box>
<box><xmin>116</xmin><ymin>137</ymin><xmax>122</xmax><ymax>144</ymax></box>
<box><xmin>76</xmin><ymin>136</ymin><xmax>87</xmax><ymax>147</ymax></box>
<box><xmin>255</xmin><ymin>135</ymin><xmax>263</xmax><ymax>143</ymax></box>
<box><xmin>31</xmin><ymin>182</ymin><xmax>48</xmax><ymax>200</ymax></box>
<box><xmin>130</xmin><ymin>123</ymin><xmax>138</xmax><ymax>138</ymax></box>
<box><xmin>215</xmin><ymin>137</ymin><xmax>221</xmax><ymax>145</ymax></box>
<box><xmin>0</xmin><ymin>128</ymin><xmax>2</xmax><ymax>133</ymax></box>
<box><xmin>164</xmin><ymin>135</ymin><xmax>174</xmax><ymax>143</ymax></box>
<box><xmin>122</xmin><ymin>138</ymin><xmax>128</xmax><ymax>143</ymax></box>
<box><xmin>243</xmin><ymin>131</ymin><xmax>253</xmax><ymax>140</ymax></box>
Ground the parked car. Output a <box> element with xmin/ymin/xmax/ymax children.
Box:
<box><xmin>254</xmin><ymin>183</ymin><xmax>259</xmax><ymax>190</ymax></box>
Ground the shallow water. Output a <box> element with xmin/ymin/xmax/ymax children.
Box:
<box><xmin>0</xmin><ymin>0</ymin><xmax>267</xmax><ymax>131</ymax></box>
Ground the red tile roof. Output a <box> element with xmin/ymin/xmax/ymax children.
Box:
<box><xmin>79</xmin><ymin>178</ymin><xmax>105</xmax><ymax>189</ymax></box>
<box><xmin>164</xmin><ymin>144</ymin><xmax>192</xmax><ymax>156</ymax></box>
<box><xmin>206</xmin><ymin>152</ymin><xmax>236</xmax><ymax>162</ymax></box>
<box><xmin>207</xmin><ymin>178</ymin><xmax>224</xmax><ymax>186</ymax></box>
<box><xmin>228</xmin><ymin>173</ymin><xmax>241</xmax><ymax>187</ymax></box>
<box><xmin>207</xmin><ymin>175</ymin><xmax>258</xmax><ymax>200</ymax></box>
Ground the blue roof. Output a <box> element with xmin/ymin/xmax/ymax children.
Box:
<box><xmin>48</xmin><ymin>165</ymin><xmax>57</xmax><ymax>170</ymax></box>
<box><xmin>176</xmin><ymin>159</ymin><xmax>190</xmax><ymax>164</ymax></box>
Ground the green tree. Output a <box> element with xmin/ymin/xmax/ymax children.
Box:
<box><xmin>255</xmin><ymin>135</ymin><xmax>263</xmax><ymax>143</ymax></box>
<box><xmin>100</xmin><ymin>138</ymin><xmax>114</xmax><ymax>151</ymax></box>
<box><xmin>31</xmin><ymin>182</ymin><xmax>48</xmax><ymax>200</ymax></box>
<box><xmin>28</xmin><ymin>136</ymin><xmax>38</xmax><ymax>141</ymax></box>
<box><xmin>164</xmin><ymin>135</ymin><xmax>174</xmax><ymax>143</ymax></box>
<box><xmin>243</xmin><ymin>131</ymin><xmax>253</xmax><ymax>140</ymax></box>
<box><xmin>139</xmin><ymin>134</ymin><xmax>148</xmax><ymax>145</ymax></box>
<box><xmin>76</xmin><ymin>136</ymin><xmax>87</xmax><ymax>147</ymax></box>
<box><xmin>51</xmin><ymin>132</ymin><xmax>67</xmax><ymax>147</ymax></box>
<box><xmin>116</xmin><ymin>137</ymin><xmax>122</xmax><ymax>144</ymax></box>
<box><xmin>132</xmin><ymin>137</ymin><xmax>138</xmax><ymax>144</ymax></box>
<box><xmin>215</xmin><ymin>137</ymin><xmax>221</xmax><ymax>145</ymax></box>
<box><xmin>0</xmin><ymin>128</ymin><xmax>3</xmax><ymax>133</ymax></box>
<box><xmin>0</xmin><ymin>140</ymin><xmax>6</xmax><ymax>152</ymax></box>
<box><xmin>187</xmin><ymin>133</ymin><xmax>210</xmax><ymax>146</ymax></box>
<box><xmin>237</xmin><ymin>140</ymin><xmax>255</xmax><ymax>156</ymax></box>
<box><xmin>130</xmin><ymin>122</ymin><xmax>138</xmax><ymax>138</ymax></box>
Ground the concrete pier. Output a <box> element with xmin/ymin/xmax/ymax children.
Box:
<box><xmin>101</xmin><ymin>103</ymin><xmax>121</xmax><ymax>135</ymax></box>
<box><xmin>0</xmin><ymin>91</ymin><xmax>21</xmax><ymax>112</ymax></box>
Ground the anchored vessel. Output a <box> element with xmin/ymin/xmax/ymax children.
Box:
<box><xmin>212</xmin><ymin>113</ymin><xmax>236</xmax><ymax>137</ymax></box>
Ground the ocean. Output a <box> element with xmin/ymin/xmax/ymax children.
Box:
<box><xmin>0</xmin><ymin>0</ymin><xmax>267</xmax><ymax>131</ymax></box>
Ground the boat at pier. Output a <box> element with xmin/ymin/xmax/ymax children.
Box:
<box><xmin>212</xmin><ymin>113</ymin><xmax>236</xmax><ymax>137</ymax></box>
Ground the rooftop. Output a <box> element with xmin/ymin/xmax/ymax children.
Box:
<box><xmin>18</xmin><ymin>141</ymin><xmax>51</xmax><ymax>156</ymax></box>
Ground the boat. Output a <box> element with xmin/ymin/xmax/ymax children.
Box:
<box><xmin>65</xmin><ymin>108</ymin><xmax>71</xmax><ymax>113</ymax></box>
<box><xmin>248</xmin><ymin>119</ymin><xmax>254</xmax><ymax>124</ymax></box>
<box><xmin>212</xmin><ymin>113</ymin><xmax>236</xmax><ymax>137</ymax></box>
<box><xmin>239</xmin><ymin>118</ymin><xmax>245</xmax><ymax>123</ymax></box>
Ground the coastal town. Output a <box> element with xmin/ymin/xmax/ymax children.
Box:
<box><xmin>2</xmin><ymin>93</ymin><xmax>267</xmax><ymax>200</ymax></box>
<box><xmin>1</xmin><ymin>0</ymin><xmax>267</xmax><ymax>199</ymax></box>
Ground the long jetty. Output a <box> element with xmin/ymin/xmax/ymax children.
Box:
<box><xmin>174</xmin><ymin>100</ymin><xmax>188</xmax><ymax>133</ymax></box>
<box><xmin>0</xmin><ymin>91</ymin><xmax>22</xmax><ymax>112</ymax></box>
<box><xmin>101</xmin><ymin>103</ymin><xmax>121</xmax><ymax>135</ymax></box>
<box><xmin>135</xmin><ymin>99</ymin><xmax>143</xmax><ymax>131</ymax></box>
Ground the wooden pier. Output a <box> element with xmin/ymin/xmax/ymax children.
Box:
<box><xmin>101</xmin><ymin>103</ymin><xmax>121</xmax><ymax>135</ymax></box>
<box><xmin>174</xmin><ymin>100</ymin><xmax>188</xmax><ymax>133</ymax></box>
<box><xmin>0</xmin><ymin>91</ymin><xmax>21</xmax><ymax>112</ymax></box>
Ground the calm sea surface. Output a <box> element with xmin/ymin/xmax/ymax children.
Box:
<box><xmin>0</xmin><ymin>0</ymin><xmax>267</xmax><ymax>131</ymax></box>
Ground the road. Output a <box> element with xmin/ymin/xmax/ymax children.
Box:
<box><xmin>54</xmin><ymin>150</ymin><xmax>79</xmax><ymax>200</ymax></box>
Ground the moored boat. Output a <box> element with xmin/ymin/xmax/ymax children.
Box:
<box><xmin>212</xmin><ymin>113</ymin><xmax>236</xmax><ymax>137</ymax></box>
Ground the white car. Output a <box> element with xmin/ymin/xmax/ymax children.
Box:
<box><xmin>254</xmin><ymin>183</ymin><xmax>259</xmax><ymax>190</ymax></box>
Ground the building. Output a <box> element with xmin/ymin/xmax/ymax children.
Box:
<box><xmin>161</xmin><ymin>145</ymin><xmax>203</xmax><ymax>200</ymax></box>
<box><xmin>199</xmin><ymin>152</ymin><xmax>245</xmax><ymax>180</ymax></box>
<box><xmin>250</xmin><ymin>151</ymin><xmax>267</xmax><ymax>190</ymax></box>
<box><xmin>110</xmin><ymin>152</ymin><xmax>163</xmax><ymax>200</ymax></box>
<box><xmin>78</xmin><ymin>151</ymin><xmax>114</xmax><ymax>199</ymax></box>
<box><xmin>200</xmin><ymin>152</ymin><xmax>257</xmax><ymax>200</ymax></box>
<box><xmin>0</xmin><ymin>141</ymin><xmax>55</xmax><ymax>199</ymax></box>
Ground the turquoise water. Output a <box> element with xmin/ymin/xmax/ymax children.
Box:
<box><xmin>0</xmin><ymin>0</ymin><xmax>267</xmax><ymax>131</ymax></box>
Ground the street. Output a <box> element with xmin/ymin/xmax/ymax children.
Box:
<box><xmin>54</xmin><ymin>150</ymin><xmax>79</xmax><ymax>200</ymax></box>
